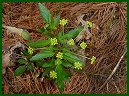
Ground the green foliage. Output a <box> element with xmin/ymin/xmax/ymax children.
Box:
<box><xmin>14</xmin><ymin>3</ymin><xmax>95</xmax><ymax>93</ymax></box>
<box><xmin>28</xmin><ymin>64</ymin><xmax>34</xmax><ymax>71</ymax></box>
<box><xmin>63</xmin><ymin>52</ymin><xmax>84</xmax><ymax>65</ymax></box>
<box><xmin>17</xmin><ymin>58</ymin><xmax>28</xmax><ymax>65</ymax></box>
<box><xmin>30</xmin><ymin>51</ymin><xmax>54</xmax><ymax>61</ymax></box>
<box><xmin>54</xmin><ymin>15</ymin><xmax>60</xmax><ymax>27</ymax></box>
<box><xmin>62</xmin><ymin>61</ymin><xmax>73</xmax><ymax>68</ymax></box>
<box><xmin>14</xmin><ymin>65</ymin><xmax>26</xmax><ymax>76</ymax></box>
<box><xmin>21</xmin><ymin>30</ymin><xmax>30</xmax><ymax>40</ymax></box>
<box><xmin>38</xmin><ymin>3</ymin><xmax>52</xmax><ymax>24</ymax></box>
<box><xmin>55</xmin><ymin>64</ymin><xmax>64</xmax><ymax>92</ymax></box>
<box><xmin>62</xmin><ymin>27</ymin><xmax>84</xmax><ymax>39</ymax></box>
<box><xmin>26</xmin><ymin>40</ymin><xmax>50</xmax><ymax>48</ymax></box>
<box><xmin>42</xmin><ymin>60</ymin><xmax>54</xmax><ymax>68</ymax></box>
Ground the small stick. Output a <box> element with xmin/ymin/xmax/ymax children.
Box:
<box><xmin>99</xmin><ymin>49</ymin><xmax>126</xmax><ymax>90</ymax></box>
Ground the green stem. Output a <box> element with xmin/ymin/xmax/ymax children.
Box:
<box><xmin>62</xmin><ymin>26</ymin><xmax>64</xmax><ymax>36</ymax></box>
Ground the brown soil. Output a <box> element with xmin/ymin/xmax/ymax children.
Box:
<box><xmin>2</xmin><ymin>2</ymin><xmax>127</xmax><ymax>94</ymax></box>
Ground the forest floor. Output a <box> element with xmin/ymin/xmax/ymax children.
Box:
<box><xmin>2</xmin><ymin>2</ymin><xmax>127</xmax><ymax>94</ymax></box>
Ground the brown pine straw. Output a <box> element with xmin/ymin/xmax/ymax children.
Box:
<box><xmin>2</xmin><ymin>2</ymin><xmax>127</xmax><ymax>94</ymax></box>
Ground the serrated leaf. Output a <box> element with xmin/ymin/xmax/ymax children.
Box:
<box><xmin>17</xmin><ymin>58</ymin><xmax>28</xmax><ymax>65</ymax></box>
<box><xmin>57</xmin><ymin>81</ymin><xmax>64</xmax><ymax>93</ymax></box>
<box><xmin>62</xmin><ymin>61</ymin><xmax>73</xmax><ymax>68</ymax></box>
<box><xmin>30</xmin><ymin>51</ymin><xmax>54</xmax><ymax>61</ymax></box>
<box><xmin>28</xmin><ymin>64</ymin><xmax>34</xmax><ymax>71</ymax></box>
<box><xmin>26</xmin><ymin>40</ymin><xmax>50</xmax><ymax>48</ymax></box>
<box><xmin>38</xmin><ymin>3</ymin><xmax>52</xmax><ymax>24</ymax></box>
<box><xmin>54</xmin><ymin>15</ymin><xmax>60</xmax><ymax>27</ymax></box>
<box><xmin>63</xmin><ymin>27</ymin><xmax>84</xmax><ymax>39</ymax></box>
<box><xmin>55</xmin><ymin>65</ymin><xmax>64</xmax><ymax>92</ymax></box>
<box><xmin>14</xmin><ymin>65</ymin><xmax>26</xmax><ymax>76</ymax></box>
<box><xmin>63</xmin><ymin>52</ymin><xmax>84</xmax><ymax>65</ymax></box>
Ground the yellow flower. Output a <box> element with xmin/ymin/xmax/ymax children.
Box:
<box><xmin>90</xmin><ymin>56</ymin><xmax>96</xmax><ymax>64</ymax></box>
<box><xmin>50</xmin><ymin>38</ymin><xmax>58</xmax><ymax>45</ymax></box>
<box><xmin>28</xmin><ymin>46</ymin><xmax>33</xmax><ymax>55</ymax></box>
<box><xmin>80</xmin><ymin>42</ymin><xmax>87</xmax><ymax>49</ymax></box>
<box><xmin>55</xmin><ymin>59</ymin><xmax>62</xmax><ymax>65</ymax></box>
<box><xmin>67</xmin><ymin>39</ymin><xmax>75</xmax><ymax>45</ymax></box>
<box><xmin>74</xmin><ymin>62</ymin><xmax>82</xmax><ymax>70</ymax></box>
<box><xmin>50</xmin><ymin>71</ymin><xmax>57</xmax><ymax>79</ymax></box>
<box><xmin>60</xmin><ymin>19</ymin><xmax>68</xmax><ymax>26</ymax></box>
<box><xmin>86</xmin><ymin>21</ymin><xmax>93</xmax><ymax>28</ymax></box>
<box><xmin>56</xmin><ymin>52</ymin><xmax>63</xmax><ymax>59</ymax></box>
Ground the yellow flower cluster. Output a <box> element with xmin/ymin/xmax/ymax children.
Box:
<box><xmin>80</xmin><ymin>42</ymin><xmax>87</xmax><ymax>49</ymax></box>
<box><xmin>60</xmin><ymin>19</ymin><xmax>68</xmax><ymax>26</ymax></box>
<box><xmin>50</xmin><ymin>38</ymin><xmax>58</xmax><ymax>45</ymax></box>
<box><xmin>67</xmin><ymin>39</ymin><xmax>75</xmax><ymax>45</ymax></box>
<box><xmin>55</xmin><ymin>59</ymin><xmax>62</xmax><ymax>65</ymax></box>
<box><xmin>90</xmin><ymin>56</ymin><xmax>96</xmax><ymax>64</ymax></box>
<box><xmin>74</xmin><ymin>62</ymin><xmax>82</xmax><ymax>70</ymax></box>
<box><xmin>28</xmin><ymin>46</ymin><xmax>33</xmax><ymax>55</ymax></box>
<box><xmin>86</xmin><ymin>21</ymin><xmax>93</xmax><ymax>28</ymax></box>
<box><xmin>56</xmin><ymin>52</ymin><xmax>63</xmax><ymax>59</ymax></box>
<box><xmin>50</xmin><ymin>70</ymin><xmax>57</xmax><ymax>79</ymax></box>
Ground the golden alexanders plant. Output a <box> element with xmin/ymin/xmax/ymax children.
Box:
<box><xmin>14</xmin><ymin>3</ymin><xmax>96</xmax><ymax>92</ymax></box>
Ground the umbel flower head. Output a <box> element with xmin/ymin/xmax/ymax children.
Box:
<box><xmin>50</xmin><ymin>38</ymin><xmax>58</xmax><ymax>45</ymax></box>
<box><xmin>55</xmin><ymin>59</ymin><xmax>62</xmax><ymax>65</ymax></box>
<box><xmin>90</xmin><ymin>56</ymin><xmax>96</xmax><ymax>64</ymax></box>
<box><xmin>60</xmin><ymin>19</ymin><xmax>68</xmax><ymax>26</ymax></box>
<box><xmin>67</xmin><ymin>39</ymin><xmax>75</xmax><ymax>45</ymax></box>
<box><xmin>28</xmin><ymin>46</ymin><xmax>33</xmax><ymax>55</ymax></box>
<box><xmin>50</xmin><ymin>70</ymin><xmax>57</xmax><ymax>79</ymax></box>
<box><xmin>74</xmin><ymin>62</ymin><xmax>83</xmax><ymax>70</ymax></box>
<box><xmin>86</xmin><ymin>21</ymin><xmax>93</xmax><ymax>28</ymax></box>
<box><xmin>80</xmin><ymin>42</ymin><xmax>87</xmax><ymax>49</ymax></box>
<box><xmin>56</xmin><ymin>52</ymin><xmax>63</xmax><ymax>59</ymax></box>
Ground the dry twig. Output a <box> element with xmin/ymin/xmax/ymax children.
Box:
<box><xmin>99</xmin><ymin>49</ymin><xmax>127</xmax><ymax>90</ymax></box>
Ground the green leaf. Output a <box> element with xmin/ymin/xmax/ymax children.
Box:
<box><xmin>21</xmin><ymin>30</ymin><xmax>30</xmax><ymax>40</ymax></box>
<box><xmin>37</xmin><ymin>27</ymin><xmax>46</xmax><ymax>33</ymax></box>
<box><xmin>17</xmin><ymin>58</ymin><xmax>28</xmax><ymax>65</ymax></box>
<box><xmin>63</xmin><ymin>52</ymin><xmax>84</xmax><ymax>65</ymax></box>
<box><xmin>54</xmin><ymin>15</ymin><xmax>60</xmax><ymax>27</ymax></box>
<box><xmin>58</xmin><ymin>31</ymin><xmax>62</xmax><ymax>38</ymax></box>
<box><xmin>30</xmin><ymin>51</ymin><xmax>54</xmax><ymax>61</ymax></box>
<box><xmin>38</xmin><ymin>3</ymin><xmax>52</xmax><ymax>24</ymax></box>
<box><xmin>63</xmin><ymin>26</ymin><xmax>84</xmax><ymax>39</ymax></box>
<box><xmin>35</xmin><ymin>61</ymin><xmax>44</xmax><ymax>67</ymax></box>
<box><xmin>57</xmin><ymin>80</ymin><xmax>64</xmax><ymax>93</ymax></box>
<box><xmin>28</xmin><ymin>64</ymin><xmax>34</xmax><ymax>72</ymax></box>
<box><xmin>57</xmin><ymin>31</ymin><xmax>65</xmax><ymax>44</ymax></box>
<box><xmin>42</xmin><ymin>68</ymin><xmax>51</xmax><ymax>77</ymax></box>
<box><xmin>62</xmin><ymin>61</ymin><xmax>73</xmax><ymax>68</ymax></box>
<box><xmin>22</xmin><ymin>50</ymin><xmax>30</xmax><ymax>56</ymax></box>
<box><xmin>26</xmin><ymin>40</ymin><xmax>50</xmax><ymax>48</ymax></box>
<box><xmin>14</xmin><ymin>65</ymin><xmax>26</xmax><ymax>76</ymax></box>
<box><xmin>42</xmin><ymin>60</ymin><xmax>54</xmax><ymax>68</ymax></box>
<box><xmin>55</xmin><ymin>65</ymin><xmax>64</xmax><ymax>92</ymax></box>
<box><xmin>42</xmin><ymin>63</ymin><xmax>51</xmax><ymax>67</ymax></box>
